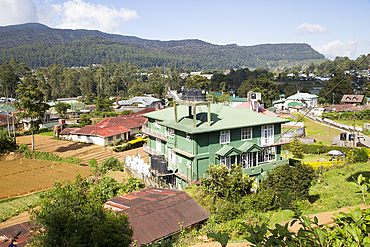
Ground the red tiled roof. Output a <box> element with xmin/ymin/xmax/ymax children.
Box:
<box><xmin>235</xmin><ymin>102</ymin><xmax>279</xmax><ymax>117</ymax></box>
<box><xmin>132</xmin><ymin>108</ymin><xmax>157</xmax><ymax>115</ymax></box>
<box><xmin>105</xmin><ymin>188</ymin><xmax>211</xmax><ymax>246</ymax></box>
<box><xmin>0</xmin><ymin>113</ymin><xmax>18</xmax><ymax>127</ymax></box>
<box><xmin>73</xmin><ymin>125</ymin><xmax>130</xmax><ymax>138</ymax></box>
<box><xmin>60</xmin><ymin>127</ymin><xmax>81</xmax><ymax>135</ymax></box>
<box><xmin>96</xmin><ymin>115</ymin><xmax>147</xmax><ymax>129</ymax></box>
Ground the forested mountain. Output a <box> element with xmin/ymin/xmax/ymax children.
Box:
<box><xmin>0</xmin><ymin>23</ymin><xmax>325</xmax><ymax>70</ymax></box>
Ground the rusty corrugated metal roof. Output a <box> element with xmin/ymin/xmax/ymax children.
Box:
<box><xmin>105</xmin><ymin>188</ymin><xmax>211</xmax><ymax>246</ymax></box>
<box><xmin>0</xmin><ymin>222</ymin><xmax>34</xmax><ymax>247</ymax></box>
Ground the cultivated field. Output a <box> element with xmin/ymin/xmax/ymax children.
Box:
<box><xmin>0</xmin><ymin>158</ymin><xmax>92</xmax><ymax>200</ymax></box>
<box><xmin>15</xmin><ymin>135</ymin><xmax>148</xmax><ymax>164</ymax></box>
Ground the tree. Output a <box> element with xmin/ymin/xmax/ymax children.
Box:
<box><xmin>318</xmin><ymin>71</ymin><xmax>353</xmax><ymax>104</ymax></box>
<box><xmin>14</xmin><ymin>83</ymin><xmax>49</xmax><ymax>150</ymax></box>
<box><xmin>30</xmin><ymin>176</ymin><xmax>133</xmax><ymax>247</ymax></box>
<box><xmin>184</xmin><ymin>75</ymin><xmax>211</xmax><ymax>90</ymax></box>
<box><xmin>289</xmin><ymin>135</ymin><xmax>304</xmax><ymax>159</ymax></box>
<box><xmin>53</xmin><ymin>102</ymin><xmax>70</xmax><ymax>118</ymax></box>
<box><xmin>79</xmin><ymin>113</ymin><xmax>92</xmax><ymax>127</ymax></box>
<box><xmin>94</xmin><ymin>97</ymin><xmax>113</xmax><ymax>112</ymax></box>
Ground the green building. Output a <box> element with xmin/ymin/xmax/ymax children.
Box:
<box><xmin>142</xmin><ymin>103</ymin><xmax>289</xmax><ymax>190</ymax></box>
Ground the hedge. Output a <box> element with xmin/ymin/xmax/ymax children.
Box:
<box><xmin>113</xmin><ymin>137</ymin><xmax>147</xmax><ymax>152</ymax></box>
<box><xmin>282</xmin><ymin>143</ymin><xmax>353</xmax><ymax>155</ymax></box>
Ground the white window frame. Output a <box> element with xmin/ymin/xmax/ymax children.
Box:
<box><xmin>168</xmin><ymin>148</ymin><xmax>176</xmax><ymax>163</ymax></box>
<box><xmin>220</xmin><ymin>130</ymin><xmax>230</xmax><ymax>144</ymax></box>
<box><xmin>242</xmin><ymin>153</ymin><xmax>254</xmax><ymax>168</ymax></box>
<box><xmin>220</xmin><ymin>156</ymin><xmax>231</xmax><ymax>169</ymax></box>
<box><xmin>166</xmin><ymin>127</ymin><xmax>175</xmax><ymax>138</ymax></box>
<box><xmin>261</xmin><ymin>124</ymin><xmax>274</xmax><ymax>145</ymax></box>
<box><xmin>156</xmin><ymin>138</ymin><xmax>161</xmax><ymax>152</ymax></box>
<box><xmin>241</xmin><ymin>127</ymin><xmax>252</xmax><ymax>141</ymax></box>
<box><xmin>258</xmin><ymin>146</ymin><xmax>276</xmax><ymax>164</ymax></box>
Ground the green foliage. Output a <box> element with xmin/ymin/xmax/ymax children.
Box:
<box><xmin>0</xmin><ymin>130</ymin><xmax>15</xmax><ymax>153</ymax></box>
<box><xmin>244</xmin><ymin>174</ymin><xmax>370</xmax><ymax>246</ymax></box>
<box><xmin>113</xmin><ymin>137</ymin><xmax>147</xmax><ymax>152</ymax></box>
<box><xmin>18</xmin><ymin>147</ymin><xmax>83</xmax><ymax>165</ymax></box>
<box><xmin>88</xmin><ymin>158</ymin><xmax>98</xmax><ymax>168</ymax></box>
<box><xmin>53</xmin><ymin>102</ymin><xmax>70</xmax><ymax>118</ymax></box>
<box><xmin>201</xmin><ymin>164</ymin><xmax>254</xmax><ymax>202</ymax></box>
<box><xmin>348</xmin><ymin>148</ymin><xmax>369</xmax><ymax>163</ymax></box>
<box><xmin>99</xmin><ymin>157</ymin><xmax>123</xmax><ymax>172</ymax></box>
<box><xmin>207</xmin><ymin>231</ymin><xmax>228</xmax><ymax>247</ymax></box>
<box><xmin>78</xmin><ymin>113</ymin><xmax>92</xmax><ymax>127</ymax></box>
<box><xmin>283</xmin><ymin>143</ymin><xmax>352</xmax><ymax>155</ymax></box>
<box><xmin>30</xmin><ymin>176</ymin><xmax>133</xmax><ymax>246</ymax></box>
<box><xmin>289</xmin><ymin>135</ymin><xmax>304</xmax><ymax>159</ymax></box>
<box><xmin>141</xmin><ymin>238</ymin><xmax>177</xmax><ymax>247</ymax></box>
<box><xmin>94</xmin><ymin>97</ymin><xmax>114</xmax><ymax>111</ymax></box>
<box><xmin>263</xmin><ymin>163</ymin><xmax>315</xmax><ymax>201</ymax></box>
<box><xmin>0</xmin><ymin>192</ymin><xmax>41</xmax><ymax>223</ymax></box>
<box><xmin>0</xmin><ymin>24</ymin><xmax>324</xmax><ymax>70</ymax></box>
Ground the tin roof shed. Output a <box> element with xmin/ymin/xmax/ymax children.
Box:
<box><xmin>104</xmin><ymin>188</ymin><xmax>211</xmax><ymax>246</ymax></box>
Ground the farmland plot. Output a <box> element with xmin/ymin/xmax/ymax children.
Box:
<box><xmin>0</xmin><ymin>159</ymin><xmax>92</xmax><ymax>200</ymax></box>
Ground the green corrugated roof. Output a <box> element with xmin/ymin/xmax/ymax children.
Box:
<box><xmin>238</xmin><ymin>142</ymin><xmax>263</xmax><ymax>153</ymax></box>
<box><xmin>228</xmin><ymin>96</ymin><xmax>248</xmax><ymax>102</ymax></box>
<box><xmin>0</xmin><ymin>104</ymin><xmax>17</xmax><ymax>113</ymax></box>
<box><xmin>143</xmin><ymin>104</ymin><xmax>289</xmax><ymax>134</ymax></box>
<box><xmin>216</xmin><ymin>145</ymin><xmax>242</xmax><ymax>156</ymax></box>
<box><xmin>287</xmin><ymin>102</ymin><xmax>303</xmax><ymax>107</ymax></box>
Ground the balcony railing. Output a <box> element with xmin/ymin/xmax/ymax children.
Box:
<box><xmin>143</xmin><ymin>145</ymin><xmax>165</xmax><ymax>156</ymax></box>
<box><xmin>142</xmin><ymin>126</ymin><xmax>167</xmax><ymax>141</ymax></box>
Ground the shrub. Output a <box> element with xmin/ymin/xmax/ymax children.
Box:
<box><xmin>0</xmin><ymin>131</ymin><xmax>16</xmax><ymax>154</ymax></box>
<box><xmin>113</xmin><ymin>137</ymin><xmax>147</xmax><ymax>152</ymax></box>
<box><xmin>262</xmin><ymin>162</ymin><xmax>315</xmax><ymax>201</ymax></box>
<box><xmin>100</xmin><ymin>157</ymin><xmax>123</xmax><ymax>172</ymax></box>
<box><xmin>348</xmin><ymin>148</ymin><xmax>369</xmax><ymax>163</ymax></box>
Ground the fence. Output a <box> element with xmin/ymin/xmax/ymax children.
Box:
<box><xmin>300</xmin><ymin>110</ymin><xmax>362</xmax><ymax>132</ymax></box>
<box><xmin>281</xmin><ymin>127</ymin><xmax>305</xmax><ymax>142</ymax></box>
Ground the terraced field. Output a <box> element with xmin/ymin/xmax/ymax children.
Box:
<box><xmin>0</xmin><ymin>159</ymin><xmax>92</xmax><ymax>199</ymax></box>
<box><xmin>16</xmin><ymin>135</ymin><xmax>148</xmax><ymax>164</ymax></box>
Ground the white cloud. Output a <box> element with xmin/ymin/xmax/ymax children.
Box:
<box><xmin>295</xmin><ymin>23</ymin><xmax>328</xmax><ymax>34</ymax></box>
<box><xmin>0</xmin><ymin>0</ymin><xmax>38</xmax><ymax>26</ymax></box>
<box><xmin>314</xmin><ymin>40</ymin><xmax>358</xmax><ymax>60</ymax></box>
<box><xmin>54</xmin><ymin>0</ymin><xmax>139</xmax><ymax>33</ymax></box>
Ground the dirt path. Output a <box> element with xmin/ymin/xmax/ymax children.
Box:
<box><xmin>190</xmin><ymin>204</ymin><xmax>370</xmax><ymax>247</ymax></box>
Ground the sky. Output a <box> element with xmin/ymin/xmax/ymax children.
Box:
<box><xmin>1</xmin><ymin>0</ymin><xmax>369</xmax><ymax>60</ymax></box>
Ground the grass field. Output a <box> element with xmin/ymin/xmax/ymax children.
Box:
<box><xmin>0</xmin><ymin>158</ymin><xmax>92</xmax><ymax>200</ymax></box>
<box><xmin>293</xmin><ymin>112</ymin><xmax>343</xmax><ymax>145</ymax></box>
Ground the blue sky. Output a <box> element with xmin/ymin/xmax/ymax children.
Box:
<box><xmin>1</xmin><ymin>0</ymin><xmax>369</xmax><ymax>60</ymax></box>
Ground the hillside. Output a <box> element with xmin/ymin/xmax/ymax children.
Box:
<box><xmin>0</xmin><ymin>23</ymin><xmax>326</xmax><ymax>70</ymax></box>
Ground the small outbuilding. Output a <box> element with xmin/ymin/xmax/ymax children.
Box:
<box><xmin>104</xmin><ymin>188</ymin><xmax>211</xmax><ymax>246</ymax></box>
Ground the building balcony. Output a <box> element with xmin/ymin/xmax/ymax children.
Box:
<box><xmin>142</xmin><ymin>126</ymin><xmax>167</xmax><ymax>141</ymax></box>
<box><xmin>143</xmin><ymin>145</ymin><xmax>165</xmax><ymax>157</ymax></box>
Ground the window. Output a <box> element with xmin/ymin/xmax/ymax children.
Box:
<box><xmin>108</xmin><ymin>136</ymin><xmax>113</xmax><ymax>142</ymax></box>
<box><xmin>261</xmin><ymin>125</ymin><xmax>274</xmax><ymax>145</ymax></box>
<box><xmin>166</xmin><ymin>127</ymin><xmax>175</xmax><ymax>138</ymax></box>
<box><xmin>116</xmin><ymin>134</ymin><xmax>121</xmax><ymax>140</ymax></box>
<box><xmin>168</xmin><ymin>148</ymin><xmax>176</xmax><ymax>163</ymax></box>
<box><xmin>258</xmin><ymin>147</ymin><xmax>276</xmax><ymax>163</ymax></box>
<box><xmin>156</xmin><ymin>138</ymin><xmax>161</xmax><ymax>152</ymax></box>
<box><xmin>220</xmin><ymin>130</ymin><xmax>230</xmax><ymax>144</ymax></box>
<box><xmin>220</xmin><ymin>156</ymin><xmax>231</xmax><ymax>169</ymax></box>
<box><xmin>241</xmin><ymin>127</ymin><xmax>252</xmax><ymax>140</ymax></box>
<box><xmin>242</xmin><ymin>153</ymin><xmax>254</xmax><ymax>168</ymax></box>
<box><xmin>154</xmin><ymin>120</ymin><xmax>161</xmax><ymax>129</ymax></box>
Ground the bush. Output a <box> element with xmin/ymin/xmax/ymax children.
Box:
<box><xmin>113</xmin><ymin>137</ymin><xmax>147</xmax><ymax>152</ymax></box>
<box><xmin>242</xmin><ymin>189</ymin><xmax>279</xmax><ymax>212</ymax></box>
<box><xmin>348</xmin><ymin>148</ymin><xmax>369</xmax><ymax>163</ymax></box>
<box><xmin>100</xmin><ymin>157</ymin><xmax>123</xmax><ymax>172</ymax></box>
<box><xmin>282</xmin><ymin>143</ymin><xmax>352</xmax><ymax>155</ymax></box>
<box><xmin>0</xmin><ymin>131</ymin><xmax>16</xmax><ymax>154</ymax></box>
<box><xmin>262</xmin><ymin>162</ymin><xmax>315</xmax><ymax>201</ymax></box>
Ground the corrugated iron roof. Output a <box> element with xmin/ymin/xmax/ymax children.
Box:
<box><xmin>0</xmin><ymin>222</ymin><xmax>34</xmax><ymax>247</ymax></box>
<box><xmin>96</xmin><ymin>115</ymin><xmax>147</xmax><ymax>129</ymax></box>
<box><xmin>72</xmin><ymin>125</ymin><xmax>130</xmax><ymax>138</ymax></box>
<box><xmin>105</xmin><ymin>188</ymin><xmax>211</xmax><ymax>246</ymax></box>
